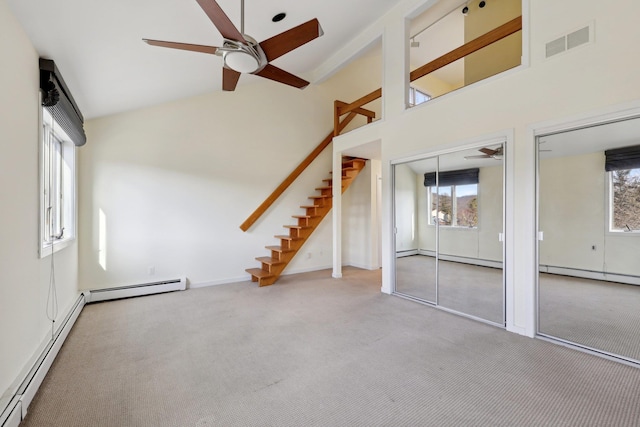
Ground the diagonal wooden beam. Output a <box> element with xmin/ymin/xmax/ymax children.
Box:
<box><xmin>337</xmin><ymin>88</ymin><xmax>383</xmax><ymax>117</ymax></box>
<box><xmin>410</xmin><ymin>16</ymin><xmax>522</xmax><ymax>82</ymax></box>
<box><xmin>335</xmin><ymin>101</ymin><xmax>376</xmax><ymax>119</ymax></box>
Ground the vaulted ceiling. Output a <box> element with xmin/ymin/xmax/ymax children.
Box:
<box><xmin>7</xmin><ymin>0</ymin><xmax>401</xmax><ymax>119</ymax></box>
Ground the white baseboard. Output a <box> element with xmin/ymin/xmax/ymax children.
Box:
<box><xmin>191</xmin><ymin>265</ymin><xmax>337</xmax><ymax>290</ymax></box>
<box><xmin>395</xmin><ymin>250</ymin><xmax>418</xmax><ymax>258</ymax></box>
<box><xmin>346</xmin><ymin>262</ymin><xmax>379</xmax><ymax>271</ymax></box>
<box><xmin>0</xmin><ymin>294</ymin><xmax>85</xmax><ymax>425</ymax></box>
<box><xmin>0</xmin><ymin>397</ymin><xmax>21</xmax><ymax>427</ymax></box>
<box><xmin>189</xmin><ymin>276</ymin><xmax>248</xmax><ymax>289</ymax></box>
<box><xmin>282</xmin><ymin>264</ymin><xmax>333</xmax><ymax>276</ymax></box>
<box><xmin>506</xmin><ymin>324</ymin><xmax>528</xmax><ymax>336</ymax></box>
<box><xmin>414</xmin><ymin>250</ymin><xmax>503</xmax><ymax>269</ymax></box>
<box><xmin>540</xmin><ymin>265</ymin><xmax>640</xmax><ymax>286</ymax></box>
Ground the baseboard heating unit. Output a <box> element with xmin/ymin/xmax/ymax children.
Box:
<box><xmin>84</xmin><ymin>277</ymin><xmax>187</xmax><ymax>303</ymax></box>
<box><xmin>0</xmin><ymin>294</ymin><xmax>85</xmax><ymax>427</ymax></box>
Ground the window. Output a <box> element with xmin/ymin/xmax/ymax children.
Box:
<box><xmin>409</xmin><ymin>87</ymin><xmax>431</xmax><ymax>106</ymax></box>
<box><xmin>605</xmin><ymin>144</ymin><xmax>640</xmax><ymax>233</ymax></box>
<box><xmin>39</xmin><ymin>58</ymin><xmax>85</xmax><ymax>257</ymax></box>
<box><xmin>429</xmin><ymin>184</ymin><xmax>478</xmax><ymax>227</ymax></box>
<box><xmin>610</xmin><ymin>168</ymin><xmax>640</xmax><ymax>232</ymax></box>
<box><xmin>40</xmin><ymin>108</ymin><xmax>76</xmax><ymax>256</ymax></box>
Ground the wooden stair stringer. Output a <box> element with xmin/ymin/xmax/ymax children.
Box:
<box><xmin>246</xmin><ymin>158</ymin><xmax>367</xmax><ymax>286</ymax></box>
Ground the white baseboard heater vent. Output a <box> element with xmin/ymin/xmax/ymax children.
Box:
<box><xmin>0</xmin><ymin>294</ymin><xmax>85</xmax><ymax>427</ymax></box>
<box><xmin>84</xmin><ymin>277</ymin><xmax>187</xmax><ymax>303</ymax></box>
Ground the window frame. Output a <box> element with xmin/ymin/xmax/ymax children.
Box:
<box><xmin>39</xmin><ymin>106</ymin><xmax>77</xmax><ymax>257</ymax></box>
<box><xmin>607</xmin><ymin>168</ymin><xmax>640</xmax><ymax>235</ymax></box>
<box><xmin>427</xmin><ymin>183</ymin><xmax>479</xmax><ymax>229</ymax></box>
<box><xmin>408</xmin><ymin>86</ymin><xmax>431</xmax><ymax>107</ymax></box>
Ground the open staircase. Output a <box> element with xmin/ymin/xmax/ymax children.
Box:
<box><xmin>246</xmin><ymin>157</ymin><xmax>367</xmax><ymax>286</ymax></box>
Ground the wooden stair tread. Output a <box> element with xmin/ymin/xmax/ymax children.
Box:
<box><xmin>265</xmin><ymin>245</ymin><xmax>294</xmax><ymax>253</ymax></box>
<box><xmin>247</xmin><ymin>156</ymin><xmax>367</xmax><ymax>287</ymax></box>
<box><xmin>275</xmin><ymin>235</ymin><xmax>302</xmax><ymax>241</ymax></box>
<box><xmin>245</xmin><ymin>268</ymin><xmax>273</xmax><ymax>279</ymax></box>
<box><xmin>255</xmin><ymin>257</ymin><xmax>284</xmax><ymax>265</ymax></box>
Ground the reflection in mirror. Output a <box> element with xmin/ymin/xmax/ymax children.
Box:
<box><xmin>395</xmin><ymin>157</ymin><xmax>437</xmax><ymax>303</ymax></box>
<box><xmin>537</xmin><ymin>117</ymin><xmax>640</xmax><ymax>362</ymax></box>
<box><xmin>436</xmin><ymin>146</ymin><xmax>504</xmax><ymax>324</ymax></box>
<box><xmin>393</xmin><ymin>143</ymin><xmax>505</xmax><ymax>325</ymax></box>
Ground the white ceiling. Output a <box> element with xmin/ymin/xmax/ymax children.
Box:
<box><xmin>7</xmin><ymin>0</ymin><xmax>401</xmax><ymax>119</ymax></box>
<box><xmin>539</xmin><ymin>117</ymin><xmax>640</xmax><ymax>159</ymax></box>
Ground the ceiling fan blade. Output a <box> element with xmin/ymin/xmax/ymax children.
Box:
<box><xmin>223</xmin><ymin>67</ymin><xmax>241</xmax><ymax>91</ymax></box>
<box><xmin>143</xmin><ymin>39</ymin><xmax>219</xmax><ymax>55</ymax></box>
<box><xmin>479</xmin><ymin>147</ymin><xmax>497</xmax><ymax>155</ymax></box>
<box><xmin>465</xmin><ymin>155</ymin><xmax>491</xmax><ymax>159</ymax></box>
<box><xmin>195</xmin><ymin>0</ymin><xmax>245</xmax><ymax>42</ymax></box>
<box><xmin>259</xmin><ymin>18</ymin><xmax>324</xmax><ymax>62</ymax></box>
<box><xmin>254</xmin><ymin>64</ymin><xmax>309</xmax><ymax>89</ymax></box>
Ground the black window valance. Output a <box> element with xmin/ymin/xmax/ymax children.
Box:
<box><xmin>39</xmin><ymin>58</ymin><xmax>86</xmax><ymax>146</ymax></box>
<box><xmin>605</xmin><ymin>145</ymin><xmax>640</xmax><ymax>171</ymax></box>
<box><xmin>424</xmin><ymin>168</ymin><xmax>479</xmax><ymax>187</ymax></box>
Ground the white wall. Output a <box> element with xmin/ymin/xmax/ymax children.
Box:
<box><xmin>342</xmin><ymin>160</ymin><xmax>382</xmax><ymax>269</ymax></box>
<box><xmin>540</xmin><ymin>151</ymin><xmax>640</xmax><ymax>276</ymax></box>
<box><xmin>79</xmin><ymin>84</ymin><xmax>341</xmax><ymax>289</ymax></box>
<box><xmin>79</xmin><ymin>32</ymin><xmax>384</xmax><ymax>291</ymax></box>
<box><xmin>0</xmin><ymin>0</ymin><xmax>79</xmax><ymax>410</ymax></box>
<box><xmin>330</xmin><ymin>0</ymin><xmax>640</xmax><ymax>334</ymax></box>
<box><xmin>393</xmin><ymin>164</ymin><xmax>418</xmax><ymax>252</ymax></box>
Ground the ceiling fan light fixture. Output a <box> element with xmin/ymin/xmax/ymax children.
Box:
<box><xmin>223</xmin><ymin>51</ymin><xmax>261</xmax><ymax>73</ymax></box>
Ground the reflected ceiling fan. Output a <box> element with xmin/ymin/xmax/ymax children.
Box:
<box><xmin>143</xmin><ymin>0</ymin><xmax>323</xmax><ymax>91</ymax></box>
<box><xmin>465</xmin><ymin>147</ymin><xmax>504</xmax><ymax>160</ymax></box>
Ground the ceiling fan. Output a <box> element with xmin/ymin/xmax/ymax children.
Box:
<box><xmin>143</xmin><ymin>0</ymin><xmax>323</xmax><ymax>91</ymax></box>
<box><xmin>465</xmin><ymin>147</ymin><xmax>504</xmax><ymax>160</ymax></box>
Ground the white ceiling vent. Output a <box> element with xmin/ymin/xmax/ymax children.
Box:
<box><xmin>545</xmin><ymin>22</ymin><xmax>594</xmax><ymax>59</ymax></box>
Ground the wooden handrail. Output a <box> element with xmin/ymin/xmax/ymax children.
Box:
<box><xmin>241</xmin><ymin>16</ymin><xmax>523</xmax><ymax>232</ymax></box>
<box><xmin>336</xmin><ymin>16</ymin><xmax>522</xmax><ymax>117</ymax></box>
<box><xmin>410</xmin><ymin>16</ymin><xmax>522</xmax><ymax>82</ymax></box>
<box><xmin>240</xmin><ymin>112</ymin><xmax>359</xmax><ymax>232</ymax></box>
<box><xmin>337</xmin><ymin>88</ymin><xmax>383</xmax><ymax>117</ymax></box>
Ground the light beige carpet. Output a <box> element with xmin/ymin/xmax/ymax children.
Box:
<box><xmin>21</xmin><ymin>267</ymin><xmax>640</xmax><ymax>426</ymax></box>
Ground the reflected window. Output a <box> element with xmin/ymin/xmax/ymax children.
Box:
<box><xmin>428</xmin><ymin>183</ymin><xmax>478</xmax><ymax>227</ymax></box>
<box><xmin>610</xmin><ymin>168</ymin><xmax>640</xmax><ymax>232</ymax></box>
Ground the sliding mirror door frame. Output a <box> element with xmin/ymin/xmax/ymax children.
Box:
<box><xmin>392</xmin><ymin>138</ymin><xmax>508</xmax><ymax>327</ymax></box>
<box><xmin>535</xmin><ymin>113</ymin><xmax>640</xmax><ymax>366</ymax></box>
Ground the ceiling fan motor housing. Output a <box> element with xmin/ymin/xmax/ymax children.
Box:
<box><xmin>220</xmin><ymin>36</ymin><xmax>267</xmax><ymax>74</ymax></box>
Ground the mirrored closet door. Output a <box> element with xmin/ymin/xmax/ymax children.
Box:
<box><xmin>537</xmin><ymin>117</ymin><xmax>640</xmax><ymax>363</ymax></box>
<box><xmin>393</xmin><ymin>143</ymin><xmax>505</xmax><ymax>325</ymax></box>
